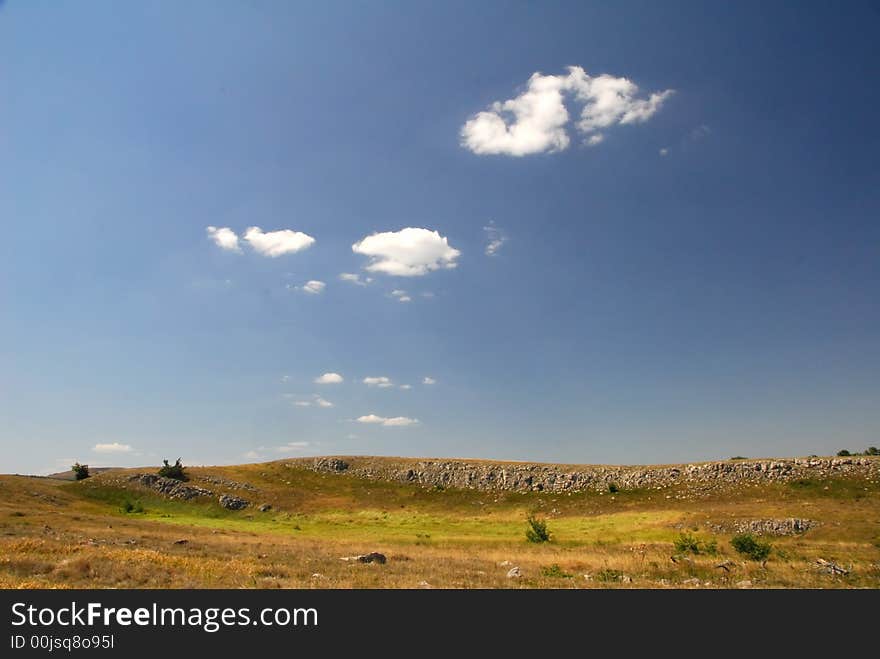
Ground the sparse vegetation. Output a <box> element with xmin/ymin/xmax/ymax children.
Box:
<box><xmin>596</xmin><ymin>568</ymin><xmax>624</xmax><ymax>583</ymax></box>
<box><xmin>541</xmin><ymin>563</ymin><xmax>572</xmax><ymax>578</ymax></box>
<box><xmin>120</xmin><ymin>498</ymin><xmax>144</xmax><ymax>514</ymax></box>
<box><xmin>730</xmin><ymin>456</ymin><xmax>748</xmax><ymax>460</ymax></box>
<box><xmin>674</xmin><ymin>532</ymin><xmax>717</xmax><ymax>555</ymax></box>
<box><xmin>838</xmin><ymin>447</ymin><xmax>879</xmax><ymax>457</ymax></box>
<box><xmin>608</xmin><ymin>483</ymin><xmax>619</xmax><ymax>494</ymax></box>
<box><xmin>731</xmin><ymin>533</ymin><xmax>772</xmax><ymax>561</ymax></box>
<box><xmin>71</xmin><ymin>463</ymin><xmax>90</xmax><ymax>481</ymax></box>
<box><xmin>525</xmin><ymin>514</ymin><xmax>551</xmax><ymax>543</ymax></box>
<box><xmin>158</xmin><ymin>458</ymin><xmax>187</xmax><ymax>481</ymax></box>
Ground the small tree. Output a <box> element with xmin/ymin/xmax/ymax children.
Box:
<box><xmin>158</xmin><ymin>458</ymin><xmax>187</xmax><ymax>481</ymax></box>
<box><xmin>837</xmin><ymin>449</ymin><xmax>851</xmax><ymax>457</ymax></box>
<box><xmin>731</xmin><ymin>533</ymin><xmax>772</xmax><ymax>562</ymax></box>
<box><xmin>865</xmin><ymin>447</ymin><xmax>879</xmax><ymax>456</ymax></box>
<box><xmin>525</xmin><ymin>514</ymin><xmax>551</xmax><ymax>543</ymax></box>
<box><xmin>71</xmin><ymin>462</ymin><xmax>90</xmax><ymax>480</ymax></box>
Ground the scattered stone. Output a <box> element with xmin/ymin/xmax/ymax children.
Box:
<box><xmin>310</xmin><ymin>573</ymin><xmax>325</xmax><ymax>579</ymax></box>
<box><xmin>715</xmin><ymin>560</ymin><xmax>735</xmax><ymax>572</ymax></box>
<box><xmin>417</xmin><ymin>580</ymin><xmax>432</xmax><ymax>588</ymax></box>
<box><xmin>815</xmin><ymin>558</ymin><xmax>849</xmax><ymax>576</ymax></box>
<box><xmin>736</xmin><ymin>580</ymin><xmax>753</xmax><ymax>588</ymax></box>
<box><xmin>583</xmin><ymin>573</ymin><xmax>593</xmax><ymax>581</ymax></box>
<box><xmin>682</xmin><ymin>577</ymin><xmax>700</xmax><ymax>586</ymax></box>
<box><xmin>258</xmin><ymin>504</ymin><xmax>272</xmax><ymax>512</ymax></box>
<box><xmin>506</xmin><ymin>567</ymin><xmax>522</xmax><ymax>578</ymax></box>
<box><xmin>621</xmin><ymin>575</ymin><xmax>633</xmax><ymax>583</ymax></box>
<box><xmin>498</xmin><ymin>560</ymin><xmax>512</xmax><ymax>567</ymax></box>
<box><xmin>218</xmin><ymin>494</ymin><xmax>249</xmax><ymax>510</ymax></box>
<box><xmin>199</xmin><ymin>475</ymin><xmax>257</xmax><ymax>492</ymax></box>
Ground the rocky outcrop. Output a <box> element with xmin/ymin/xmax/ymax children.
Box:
<box><xmin>297</xmin><ymin>456</ymin><xmax>880</xmax><ymax>494</ymax></box>
<box><xmin>218</xmin><ymin>494</ymin><xmax>249</xmax><ymax>510</ymax></box>
<box><xmin>128</xmin><ymin>474</ymin><xmax>213</xmax><ymax>501</ymax></box>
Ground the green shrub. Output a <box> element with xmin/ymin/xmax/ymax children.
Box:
<box><xmin>158</xmin><ymin>458</ymin><xmax>187</xmax><ymax>481</ymax></box>
<box><xmin>71</xmin><ymin>462</ymin><xmax>90</xmax><ymax>480</ymax></box>
<box><xmin>731</xmin><ymin>533</ymin><xmax>772</xmax><ymax>561</ymax></box>
<box><xmin>674</xmin><ymin>532</ymin><xmax>717</xmax><ymax>555</ymax></box>
<box><xmin>608</xmin><ymin>483</ymin><xmax>619</xmax><ymax>494</ymax></box>
<box><xmin>541</xmin><ymin>564</ymin><xmax>573</xmax><ymax>578</ymax></box>
<box><xmin>865</xmin><ymin>447</ymin><xmax>879</xmax><ymax>456</ymax></box>
<box><xmin>596</xmin><ymin>568</ymin><xmax>623</xmax><ymax>582</ymax></box>
<box><xmin>837</xmin><ymin>449</ymin><xmax>851</xmax><ymax>457</ymax></box>
<box><xmin>525</xmin><ymin>514</ymin><xmax>551</xmax><ymax>543</ymax></box>
<box><xmin>120</xmin><ymin>498</ymin><xmax>144</xmax><ymax>514</ymax></box>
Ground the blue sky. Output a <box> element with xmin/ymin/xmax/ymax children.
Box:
<box><xmin>1</xmin><ymin>1</ymin><xmax>878</xmax><ymax>474</ymax></box>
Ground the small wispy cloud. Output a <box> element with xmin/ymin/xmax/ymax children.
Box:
<box><xmin>484</xmin><ymin>221</ymin><xmax>507</xmax><ymax>256</ymax></box>
<box><xmin>92</xmin><ymin>442</ymin><xmax>133</xmax><ymax>454</ymax></box>
<box><xmin>339</xmin><ymin>273</ymin><xmax>371</xmax><ymax>286</ymax></box>
<box><xmin>659</xmin><ymin>147</ymin><xmax>669</xmax><ymax>156</ymax></box>
<box><xmin>422</xmin><ymin>376</ymin><xmax>436</xmax><ymax>385</ymax></box>
<box><xmin>364</xmin><ymin>376</ymin><xmax>394</xmax><ymax>388</ymax></box>
<box><xmin>399</xmin><ymin>384</ymin><xmax>412</xmax><ymax>390</ymax></box>
<box><xmin>314</xmin><ymin>372</ymin><xmax>343</xmax><ymax>384</ymax></box>
<box><xmin>391</xmin><ymin>290</ymin><xmax>412</xmax><ymax>303</ymax></box>
<box><xmin>275</xmin><ymin>441</ymin><xmax>312</xmax><ymax>454</ymax></box>
<box><xmin>291</xmin><ymin>280</ymin><xmax>326</xmax><ymax>295</ymax></box>
<box><xmin>356</xmin><ymin>414</ymin><xmax>419</xmax><ymax>427</ymax></box>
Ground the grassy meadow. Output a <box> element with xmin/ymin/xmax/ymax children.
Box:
<box><xmin>1</xmin><ymin>458</ymin><xmax>879</xmax><ymax>589</ymax></box>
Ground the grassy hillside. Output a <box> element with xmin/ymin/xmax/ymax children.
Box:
<box><xmin>1</xmin><ymin>457</ymin><xmax>879</xmax><ymax>589</ymax></box>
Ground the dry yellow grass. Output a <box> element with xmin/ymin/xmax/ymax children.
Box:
<box><xmin>1</xmin><ymin>458</ymin><xmax>878</xmax><ymax>589</ymax></box>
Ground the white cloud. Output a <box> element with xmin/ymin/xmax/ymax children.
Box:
<box><xmin>243</xmin><ymin>450</ymin><xmax>264</xmax><ymax>460</ymax></box>
<box><xmin>276</xmin><ymin>441</ymin><xmax>311</xmax><ymax>454</ymax></box>
<box><xmin>391</xmin><ymin>290</ymin><xmax>412</xmax><ymax>303</ymax></box>
<box><xmin>298</xmin><ymin>280</ymin><xmax>326</xmax><ymax>295</ymax></box>
<box><xmin>356</xmin><ymin>414</ymin><xmax>419</xmax><ymax>427</ymax></box>
<box><xmin>280</xmin><ymin>375</ymin><xmax>291</xmax><ymax>383</ymax></box>
<box><xmin>461</xmin><ymin>66</ymin><xmax>673</xmax><ymax>156</ymax></box>
<box><xmin>363</xmin><ymin>376</ymin><xmax>394</xmax><ymax>388</ymax></box>
<box><xmin>339</xmin><ymin>273</ymin><xmax>371</xmax><ymax>286</ymax></box>
<box><xmin>244</xmin><ymin>226</ymin><xmax>315</xmax><ymax>257</ymax></box>
<box><xmin>484</xmin><ymin>221</ymin><xmax>507</xmax><ymax>256</ymax></box>
<box><xmin>422</xmin><ymin>376</ymin><xmax>436</xmax><ymax>385</ymax></box>
<box><xmin>461</xmin><ymin>71</ymin><xmax>571</xmax><ymax>156</ymax></box>
<box><xmin>399</xmin><ymin>384</ymin><xmax>412</xmax><ymax>390</ymax></box>
<box><xmin>398</xmin><ymin>296</ymin><xmax>412</xmax><ymax>303</ymax></box>
<box><xmin>352</xmin><ymin>228</ymin><xmax>460</xmax><ymax>277</ymax></box>
<box><xmin>314</xmin><ymin>397</ymin><xmax>333</xmax><ymax>408</ymax></box>
<box><xmin>314</xmin><ymin>372</ymin><xmax>343</xmax><ymax>384</ymax></box>
<box><xmin>294</xmin><ymin>400</ymin><xmax>312</xmax><ymax>407</ymax></box>
<box><xmin>206</xmin><ymin>226</ymin><xmax>241</xmax><ymax>252</ymax></box>
<box><xmin>659</xmin><ymin>147</ymin><xmax>669</xmax><ymax>156</ymax></box>
<box><xmin>382</xmin><ymin>416</ymin><xmax>419</xmax><ymax>427</ymax></box>
<box><xmin>92</xmin><ymin>442</ymin><xmax>133</xmax><ymax>454</ymax></box>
